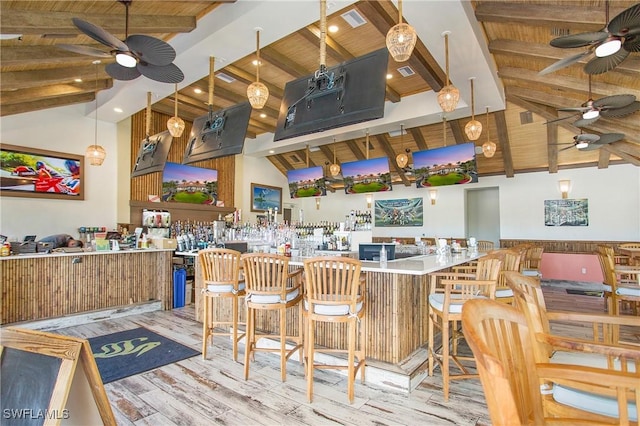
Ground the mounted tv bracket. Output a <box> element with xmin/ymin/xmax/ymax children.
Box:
<box><xmin>284</xmin><ymin>64</ymin><xmax>346</xmax><ymax>129</ymax></box>
<box><xmin>135</xmin><ymin>134</ymin><xmax>161</xmax><ymax>167</ymax></box>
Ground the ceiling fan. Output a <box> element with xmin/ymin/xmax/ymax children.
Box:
<box><xmin>545</xmin><ymin>75</ymin><xmax>640</xmax><ymax>127</ymax></box>
<box><xmin>57</xmin><ymin>0</ymin><xmax>184</xmax><ymax>84</ymax></box>
<box><xmin>539</xmin><ymin>2</ymin><xmax>640</xmax><ymax>75</ymax></box>
<box><xmin>555</xmin><ymin>132</ymin><xmax>625</xmax><ymax>152</ymax></box>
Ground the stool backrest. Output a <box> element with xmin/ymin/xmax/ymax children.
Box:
<box><xmin>303</xmin><ymin>256</ymin><xmax>362</xmax><ymax>307</ymax></box>
<box><xmin>241</xmin><ymin>253</ymin><xmax>290</xmax><ymax>296</ymax></box>
<box><xmin>199</xmin><ymin>248</ymin><xmax>242</xmax><ymax>289</ymax></box>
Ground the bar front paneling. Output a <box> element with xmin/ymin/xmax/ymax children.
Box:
<box><xmin>1</xmin><ymin>250</ymin><xmax>173</xmax><ymax>325</ymax></box>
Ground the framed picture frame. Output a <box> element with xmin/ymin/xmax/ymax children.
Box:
<box><xmin>250</xmin><ymin>183</ymin><xmax>282</xmax><ymax>213</ymax></box>
<box><xmin>0</xmin><ymin>144</ymin><xmax>84</xmax><ymax>200</ymax></box>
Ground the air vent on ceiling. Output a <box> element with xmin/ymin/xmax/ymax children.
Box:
<box><xmin>216</xmin><ymin>72</ymin><xmax>236</xmax><ymax>83</ymax></box>
<box><xmin>397</xmin><ymin>66</ymin><xmax>415</xmax><ymax>77</ymax></box>
<box><xmin>290</xmin><ymin>154</ymin><xmax>301</xmax><ymax>163</ymax></box>
<box><xmin>520</xmin><ymin>111</ymin><xmax>533</xmax><ymax>125</ymax></box>
<box><xmin>550</xmin><ymin>27</ymin><xmax>570</xmax><ymax>37</ymax></box>
<box><xmin>340</xmin><ymin>9</ymin><xmax>367</xmax><ymax>28</ymax></box>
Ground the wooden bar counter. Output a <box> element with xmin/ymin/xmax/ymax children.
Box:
<box><xmin>188</xmin><ymin>250</ymin><xmax>481</xmax><ymax>368</ymax></box>
<box><xmin>0</xmin><ymin>248</ymin><xmax>174</xmax><ymax>325</ymax></box>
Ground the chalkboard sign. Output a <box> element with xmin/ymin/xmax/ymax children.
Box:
<box><xmin>0</xmin><ymin>328</ymin><xmax>116</xmax><ymax>426</ymax></box>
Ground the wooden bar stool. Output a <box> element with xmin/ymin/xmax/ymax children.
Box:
<box><xmin>199</xmin><ymin>248</ymin><xmax>246</xmax><ymax>361</ymax></box>
<box><xmin>303</xmin><ymin>256</ymin><xmax>365</xmax><ymax>404</ymax></box>
<box><xmin>241</xmin><ymin>253</ymin><xmax>303</xmax><ymax>382</ymax></box>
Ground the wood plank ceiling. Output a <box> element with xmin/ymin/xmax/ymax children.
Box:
<box><xmin>1</xmin><ymin>0</ymin><xmax>639</xmax><ymax>186</ymax></box>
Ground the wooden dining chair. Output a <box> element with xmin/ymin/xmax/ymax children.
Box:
<box><xmin>241</xmin><ymin>252</ymin><xmax>304</xmax><ymax>382</ymax></box>
<box><xmin>462</xmin><ymin>298</ymin><xmax>640</xmax><ymax>425</ymax></box>
<box><xmin>303</xmin><ymin>256</ymin><xmax>365</xmax><ymax>404</ymax></box>
<box><xmin>199</xmin><ymin>248</ymin><xmax>246</xmax><ymax>361</ymax></box>
<box><xmin>476</xmin><ymin>240</ymin><xmax>495</xmax><ymax>252</ymax></box>
<box><xmin>521</xmin><ymin>245</ymin><xmax>544</xmax><ymax>280</ymax></box>
<box><xmin>491</xmin><ymin>248</ymin><xmax>522</xmax><ymax>305</ymax></box>
<box><xmin>427</xmin><ymin>255</ymin><xmax>502</xmax><ymax>401</ymax></box>
<box><xmin>598</xmin><ymin>245</ymin><xmax>640</xmax><ymax>315</ymax></box>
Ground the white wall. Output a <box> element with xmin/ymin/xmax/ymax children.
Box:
<box><xmin>1</xmin><ymin>104</ymin><xmax>119</xmax><ymax>241</ymax></box>
<box><xmin>2</xmin><ymin>104</ymin><xmax>638</xmax><ymax>243</ymax></box>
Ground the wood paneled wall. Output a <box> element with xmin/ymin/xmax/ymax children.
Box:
<box><xmin>129</xmin><ymin>110</ymin><xmax>235</xmax><ymax>206</ymax></box>
<box><xmin>500</xmin><ymin>239</ymin><xmax>636</xmax><ymax>254</ymax></box>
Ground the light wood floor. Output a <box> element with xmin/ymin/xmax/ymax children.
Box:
<box><xmin>50</xmin><ymin>284</ymin><xmax>634</xmax><ymax>426</ymax></box>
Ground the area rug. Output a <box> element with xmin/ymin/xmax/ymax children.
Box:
<box><xmin>566</xmin><ymin>289</ymin><xmax>604</xmax><ymax>297</ymax></box>
<box><xmin>88</xmin><ymin>327</ymin><xmax>200</xmax><ymax>384</ymax></box>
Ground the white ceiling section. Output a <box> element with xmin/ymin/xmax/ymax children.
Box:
<box><xmin>92</xmin><ymin>0</ymin><xmax>504</xmax><ymax>156</ymax></box>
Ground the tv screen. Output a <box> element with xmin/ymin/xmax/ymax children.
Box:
<box><xmin>413</xmin><ymin>142</ymin><xmax>479</xmax><ymax>188</ymax></box>
<box><xmin>183</xmin><ymin>102</ymin><xmax>251</xmax><ymax>164</ymax></box>
<box><xmin>161</xmin><ymin>162</ymin><xmax>218</xmax><ymax>205</ymax></box>
<box><xmin>341</xmin><ymin>157</ymin><xmax>392</xmax><ymax>194</ymax></box>
<box><xmin>287</xmin><ymin>166</ymin><xmax>327</xmax><ymax>198</ymax></box>
<box><xmin>358</xmin><ymin>243</ymin><xmax>396</xmax><ymax>261</ymax></box>
<box><xmin>131</xmin><ymin>130</ymin><xmax>173</xmax><ymax>177</ymax></box>
<box><xmin>274</xmin><ymin>48</ymin><xmax>388</xmax><ymax>141</ymax></box>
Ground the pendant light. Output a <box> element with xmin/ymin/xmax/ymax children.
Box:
<box><xmin>464</xmin><ymin>77</ymin><xmax>482</xmax><ymax>140</ymax></box>
<box><xmin>167</xmin><ymin>83</ymin><xmax>185</xmax><ymax>137</ymax></box>
<box><xmin>329</xmin><ymin>139</ymin><xmax>340</xmax><ymax>176</ymax></box>
<box><xmin>395</xmin><ymin>124</ymin><xmax>409</xmax><ymax>168</ymax></box>
<box><xmin>247</xmin><ymin>27</ymin><xmax>269</xmax><ymax>109</ymax></box>
<box><xmin>85</xmin><ymin>60</ymin><xmax>106</xmax><ymax>166</ymax></box>
<box><xmin>482</xmin><ymin>107</ymin><xmax>497</xmax><ymax>158</ymax></box>
<box><xmin>385</xmin><ymin>0</ymin><xmax>416</xmax><ymax>62</ymax></box>
<box><xmin>437</xmin><ymin>31</ymin><xmax>460</xmax><ymax>113</ymax></box>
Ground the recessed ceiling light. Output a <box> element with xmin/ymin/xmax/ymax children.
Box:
<box><xmin>252</xmin><ymin>60</ymin><xmax>262</xmax><ymax>66</ymax></box>
<box><xmin>194</xmin><ymin>88</ymin><xmax>203</xmax><ymax>94</ymax></box>
<box><xmin>269</xmin><ymin>150</ymin><xmax>275</xmax><ymax>154</ymax></box>
<box><xmin>113</xmin><ymin>107</ymin><xmax>123</xmax><ymax>113</ymax></box>
<box><xmin>328</xmin><ymin>25</ymin><xmax>339</xmax><ymax>33</ymax></box>
<box><xmin>74</xmin><ymin>78</ymin><xmax>83</xmax><ymax>83</ymax></box>
<box><xmin>260</xmin><ymin>113</ymin><xmax>267</xmax><ymax>118</ymax></box>
<box><xmin>386</xmin><ymin>73</ymin><xmax>392</xmax><ymax>80</ymax></box>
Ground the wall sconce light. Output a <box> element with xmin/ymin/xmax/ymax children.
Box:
<box><xmin>366</xmin><ymin>194</ymin><xmax>373</xmax><ymax>209</ymax></box>
<box><xmin>558</xmin><ymin>180</ymin><xmax>571</xmax><ymax>199</ymax></box>
<box><xmin>315</xmin><ymin>197</ymin><xmax>321</xmax><ymax>210</ymax></box>
<box><xmin>429</xmin><ymin>189</ymin><xmax>438</xmax><ymax>205</ymax></box>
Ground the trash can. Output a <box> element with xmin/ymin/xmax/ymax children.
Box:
<box><xmin>173</xmin><ymin>266</ymin><xmax>186</xmax><ymax>308</ymax></box>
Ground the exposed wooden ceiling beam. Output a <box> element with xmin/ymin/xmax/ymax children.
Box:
<box><xmin>260</xmin><ymin>46</ymin><xmax>310</xmax><ymax>79</ymax></box>
<box><xmin>222</xmin><ymin>65</ymin><xmax>285</xmax><ymax>99</ymax></box>
<box><xmin>408</xmin><ymin>127</ymin><xmax>429</xmax><ymax>151</ymax></box>
<box><xmin>273</xmin><ymin>154</ymin><xmax>294</xmax><ymax>171</ymax></box>
<box><xmin>373</xmin><ymin>134</ymin><xmax>411</xmax><ymax>186</ymax></box>
<box><xmin>546</xmin><ymin>123</ymin><xmax>559</xmax><ymax>174</ymax></box>
<box><xmin>0</xmin><ymin>92</ymin><xmax>94</xmax><ymax>117</ymax></box>
<box><xmin>346</xmin><ymin>139</ymin><xmax>366</xmax><ymax>161</ymax></box>
<box><xmin>0</xmin><ymin>45</ymin><xmax>108</xmax><ymax>68</ymax></box>
<box><xmin>0</xmin><ymin>79</ymin><xmax>111</xmax><ymax>105</ymax></box>
<box><xmin>597</xmin><ymin>146</ymin><xmax>611</xmax><ymax>169</ymax></box>
<box><xmin>601</xmin><ymin>143</ymin><xmax>640</xmax><ymax>166</ymax></box>
<box><xmin>318</xmin><ymin>145</ymin><xmax>338</xmax><ymax>167</ymax></box>
<box><xmin>0</xmin><ymin>10</ymin><xmax>196</xmax><ymax>35</ymax></box>
<box><xmin>449</xmin><ymin>119</ymin><xmax>466</xmax><ymax>145</ymax></box>
<box><xmin>1</xmin><ymin>65</ymin><xmax>111</xmax><ymax>90</ymax></box>
<box><xmin>494</xmin><ymin>110</ymin><xmax>514</xmax><ymax>178</ymax></box>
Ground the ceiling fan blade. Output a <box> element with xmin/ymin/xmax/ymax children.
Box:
<box><xmin>595</xmin><ymin>133</ymin><xmax>624</xmax><ymax>144</ymax></box>
<box><xmin>549</xmin><ymin>31</ymin><xmax>608</xmax><ymax>48</ymax></box>
<box><xmin>137</xmin><ymin>63</ymin><xmax>184</xmax><ymax>83</ymax></box>
<box><xmin>105</xmin><ymin>62</ymin><xmax>141</xmax><ymax>81</ymax></box>
<box><xmin>572</xmin><ymin>116</ymin><xmax>600</xmax><ymax>127</ymax></box>
<box><xmin>125</xmin><ymin>35</ymin><xmax>176</xmax><ymax>66</ymax></box>
<box><xmin>584</xmin><ymin>48</ymin><xmax>630</xmax><ymax>74</ymax></box>
<box><xmin>593</xmin><ymin>94</ymin><xmax>636</xmax><ymax>109</ymax></box>
<box><xmin>56</xmin><ymin>44</ymin><xmax>112</xmax><ymax>58</ymax></box>
<box><xmin>538</xmin><ymin>51</ymin><xmax>591</xmax><ymax>75</ymax></box>
<box><xmin>557</xmin><ymin>106</ymin><xmax>589</xmax><ymax>112</ymax></box>
<box><xmin>622</xmin><ymin>33</ymin><xmax>640</xmax><ymax>52</ymax></box>
<box><xmin>72</xmin><ymin>18</ymin><xmax>128</xmax><ymax>52</ymax></box>
<box><xmin>607</xmin><ymin>3</ymin><xmax>640</xmax><ymax>37</ymax></box>
<box><xmin>600</xmin><ymin>100</ymin><xmax>640</xmax><ymax>118</ymax></box>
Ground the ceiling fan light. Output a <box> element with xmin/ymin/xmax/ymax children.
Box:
<box><xmin>115</xmin><ymin>52</ymin><xmax>137</xmax><ymax>68</ymax></box>
<box><xmin>386</xmin><ymin>23</ymin><xmax>417</xmax><ymax>62</ymax></box>
<box><xmin>482</xmin><ymin>140</ymin><xmax>496</xmax><ymax>158</ymax></box>
<box><xmin>464</xmin><ymin>119</ymin><xmax>483</xmax><ymax>140</ymax></box>
<box><xmin>582</xmin><ymin>109</ymin><xmax>600</xmax><ymax>120</ymax></box>
<box><xmin>247</xmin><ymin>81</ymin><xmax>269</xmax><ymax>109</ymax></box>
<box><xmin>329</xmin><ymin>163</ymin><xmax>341</xmax><ymax>176</ymax></box>
<box><xmin>595</xmin><ymin>38</ymin><xmax>621</xmax><ymax>57</ymax></box>
<box><xmin>167</xmin><ymin>116</ymin><xmax>185</xmax><ymax>137</ymax></box>
<box><xmin>86</xmin><ymin>145</ymin><xmax>107</xmax><ymax>166</ymax></box>
<box><xmin>575</xmin><ymin>141</ymin><xmax>589</xmax><ymax>149</ymax></box>
<box><xmin>396</xmin><ymin>152</ymin><xmax>409</xmax><ymax>168</ymax></box>
<box><xmin>437</xmin><ymin>85</ymin><xmax>460</xmax><ymax>112</ymax></box>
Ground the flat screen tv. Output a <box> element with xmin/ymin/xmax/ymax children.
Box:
<box><xmin>274</xmin><ymin>48</ymin><xmax>388</xmax><ymax>142</ymax></box>
<box><xmin>358</xmin><ymin>243</ymin><xmax>396</xmax><ymax>261</ymax></box>
<box><xmin>182</xmin><ymin>101</ymin><xmax>251</xmax><ymax>164</ymax></box>
<box><xmin>413</xmin><ymin>142</ymin><xmax>479</xmax><ymax>188</ymax></box>
<box><xmin>287</xmin><ymin>166</ymin><xmax>327</xmax><ymax>198</ymax></box>
<box><xmin>161</xmin><ymin>162</ymin><xmax>218</xmax><ymax>205</ymax></box>
<box><xmin>131</xmin><ymin>130</ymin><xmax>173</xmax><ymax>177</ymax></box>
<box><xmin>341</xmin><ymin>156</ymin><xmax>392</xmax><ymax>194</ymax></box>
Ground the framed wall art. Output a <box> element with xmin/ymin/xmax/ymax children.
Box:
<box><xmin>544</xmin><ymin>199</ymin><xmax>589</xmax><ymax>226</ymax></box>
<box><xmin>250</xmin><ymin>183</ymin><xmax>282</xmax><ymax>212</ymax></box>
<box><xmin>0</xmin><ymin>144</ymin><xmax>84</xmax><ymax>200</ymax></box>
<box><xmin>374</xmin><ymin>197</ymin><xmax>424</xmax><ymax>227</ymax></box>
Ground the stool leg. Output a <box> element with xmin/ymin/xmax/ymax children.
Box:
<box><xmin>280</xmin><ymin>305</ymin><xmax>287</xmax><ymax>382</ymax></box>
<box><xmin>306</xmin><ymin>316</ymin><xmax>315</xmax><ymax>402</ymax></box>
<box><xmin>202</xmin><ymin>296</ymin><xmax>210</xmax><ymax>360</ymax></box>
<box><xmin>244</xmin><ymin>306</ymin><xmax>253</xmax><ymax>380</ymax></box>
<box><xmin>347</xmin><ymin>318</ymin><xmax>356</xmax><ymax>404</ymax></box>
<box><xmin>428</xmin><ymin>310</ymin><xmax>434</xmax><ymax>376</ymax></box>
<box><xmin>442</xmin><ymin>317</ymin><xmax>450</xmax><ymax>401</ymax></box>
<box><xmin>298</xmin><ymin>302</ymin><xmax>304</xmax><ymax>365</ymax></box>
<box><xmin>232</xmin><ymin>295</ymin><xmax>238</xmax><ymax>362</ymax></box>
<box><xmin>359</xmin><ymin>315</ymin><xmax>366</xmax><ymax>383</ymax></box>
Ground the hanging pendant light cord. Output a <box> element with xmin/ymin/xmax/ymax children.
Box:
<box><xmin>398</xmin><ymin>0</ymin><xmax>403</xmax><ymax>23</ymax></box>
<box><xmin>145</xmin><ymin>92</ymin><xmax>152</xmax><ymax>137</ymax></box>
<box><xmin>173</xmin><ymin>83</ymin><xmax>179</xmax><ymax>117</ymax></box>
<box><xmin>470</xmin><ymin>79</ymin><xmax>475</xmax><ymax>120</ymax></box>
<box><xmin>486</xmin><ymin>107</ymin><xmax>490</xmax><ymax>141</ymax></box>
<box><xmin>319</xmin><ymin>0</ymin><xmax>327</xmax><ymax>74</ymax></box>
<box><xmin>256</xmin><ymin>30</ymin><xmax>261</xmax><ymax>83</ymax></box>
<box><xmin>208</xmin><ymin>56</ymin><xmax>215</xmax><ymax>118</ymax></box>
<box><xmin>444</xmin><ymin>34</ymin><xmax>450</xmax><ymax>86</ymax></box>
<box><xmin>94</xmin><ymin>62</ymin><xmax>99</xmax><ymax>150</ymax></box>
